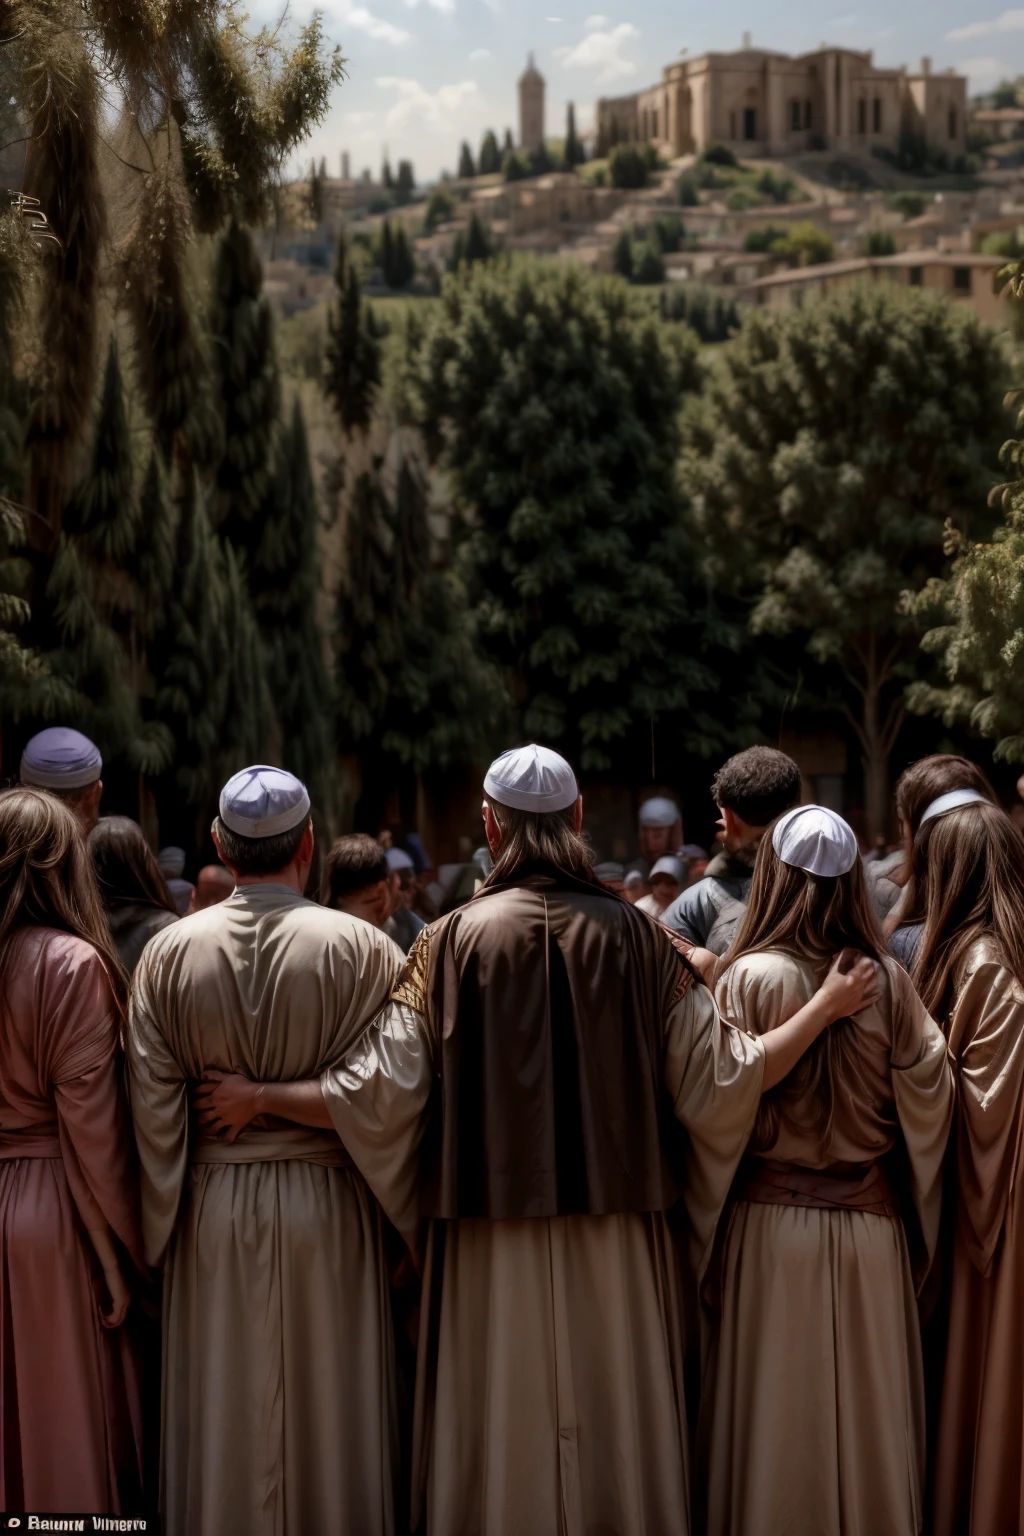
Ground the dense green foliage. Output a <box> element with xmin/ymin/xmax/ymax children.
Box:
<box><xmin>658</xmin><ymin>286</ymin><xmax>739</xmax><ymax>343</ymax></box>
<box><xmin>609</xmin><ymin>144</ymin><xmax>656</xmax><ymax>189</ymax></box>
<box><xmin>450</xmin><ymin>214</ymin><xmax>494</xmax><ymax>268</ymax></box>
<box><xmin>458</xmin><ymin>142</ymin><xmax>476</xmax><ymax>179</ymax></box>
<box><xmin>564</xmin><ymin>105</ymin><xmax>585</xmax><ymax>169</ymax></box>
<box><xmin>684</xmin><ymin>286</ymin><xmax>1009</xmax><ymax>834</ymax></box>
<box><xmin>404</xmin><ymin>259</ymin><xmax>735</xmax><ymax>770</ymax></box>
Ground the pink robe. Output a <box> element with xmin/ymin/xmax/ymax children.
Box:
<box><xmin>0</xmin><ymin>927</ymin><xmax>145</xmax><ymax>1511</ymax></box>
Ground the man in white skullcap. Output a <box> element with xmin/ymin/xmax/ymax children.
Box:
<box><xmin>634</xmin><ymin>794</ymin><xmax>683</xmax><ymax>876</ymax></box>
<box><xmin>192</xmin><ymin>746</ymin><xmax>880</xmax><ymax>1536</ymax></box>
<box><xmin>126</xmin><ymin>766</ymin><xmax>405</xmax><ymax>1536</ymax></box>
<box><xmin>19</xmin><ymin>726</ymin><xmax>104</xmax><ymax>832</ymax></box>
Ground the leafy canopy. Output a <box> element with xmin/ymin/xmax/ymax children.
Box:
<box><xmin>404</xmin><ymin>259</ymin><xmax>729</xmax><ymax>770</ymax></box>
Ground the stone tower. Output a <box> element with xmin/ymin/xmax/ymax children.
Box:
<box><xmin>518</xmin><ymin>53</ymin><xmax>546</xmax><ymax>154</ymax></box>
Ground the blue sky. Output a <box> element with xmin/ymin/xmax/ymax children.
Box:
<box><xmin>254</xmin><ymin>1</ymin><xmax>1024</xmax><ymax>183</ymax></box>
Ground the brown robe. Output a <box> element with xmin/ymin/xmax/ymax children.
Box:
<box><xmin>127</xmin><ymin>885</ymin><xmax>405</xmax><ymax>1536</ymax></box>
<box><xmin>0</xmin><ymin>926</ymin><xmax>144</xmax><ymax>1512</ymax></box>
<box><xmin>322</xmin><ymin>867</ymin><xmax>767</xmax><ymax>1536</ymax></box>
<box><xmin>933</xmin><ymin>939</ymin><xmax>1024</xmax><ymax>1536</ymax></box>
<box><xmin>705</xmin><ymin>951</ymin><xmax>953</xmax><ymax>1536</ymax></box>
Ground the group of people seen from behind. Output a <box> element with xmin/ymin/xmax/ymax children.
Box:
<box><xmin>2</xmin><ymin>726</ymin><xmax>1024</xmax><ymax>1536</ymax></box>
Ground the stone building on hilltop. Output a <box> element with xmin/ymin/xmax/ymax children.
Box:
<box><xmin>597</xmin><ymin>38</ymin><xmax>967</xmax><ymax>161</ymax></box>
<box><xmin>519</xmin><ymin>54</ymin><xmax>546</xmax><ymax>154</ymax></box>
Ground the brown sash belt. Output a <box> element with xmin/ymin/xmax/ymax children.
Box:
<box><xmin>191</xmin><ymin>1128</ymin><xmax>352</xmax><ymax>1168</ymax></box>
<box><xmin>733</xmin><ymin>1156</ymin><xmax>899</xmax><ymax>1218</ymax></box>
<box><xmin>0</xmin><ymin>1135</ymin><xmax>62</xmax><ymax>1159</ymax></box>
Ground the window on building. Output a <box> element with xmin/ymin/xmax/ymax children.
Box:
<box><xmin>949</xmin><ymin>106</ymin><xmax>958</xmax><ymax>139</ymax></box>
<box><xmin>952</xmin><ymin>266</ymin><xmax>971</xmax><ymax>292</ymax></box>
<box><xmin>743</xmin><ymin>107</ymin><xmax>757</xmax><ymax>140</ymax></box>
<box><xmin>804</xmin><ymin>99</ymin><xmax>812</xmax><ymax>129</ymax></box>
<box><xmin>909</xmin><ymin>266</ymin><xmax>923</xmax><ymax>287</ymax></box>
<box><xmin>730</xmin><ymin>109</ymin><xmax>737</xmax><ymax>140</ymax></box>
<box><xmin>857</xmin><ymin>98</ymin><xmax>867</xmax><ymax>134</ymax></box>
<box><xmin>791</xmin><ymin>98</ymin><xmax>802</xmax><ymax>132</ymax></box>
<box><xmin>873</xmin><ymin>97</ymin><xmax>882</xmax><ymax>133</ymax></box>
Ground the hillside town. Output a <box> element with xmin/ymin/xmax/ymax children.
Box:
<box><xmin>264</xmin><ymin>36</ymin><xmax>1023</xmax><ymax>330</ymax></box>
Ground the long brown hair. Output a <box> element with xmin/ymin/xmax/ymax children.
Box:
<box><xmin>722</xmin><ymin>829</ymin><xmax>886</xmax><ymax>1153</ymax></box>
<box><xmin>484</xmin><ymin>799</ymin><xmax>597</xmax><ymax>886</ymax></box>
<box><xmin>894</xmin><ymin>755</ymin><xmax>996</xmax><ymax>928</ymax></box>
<box><xmin>0</xmin><ymin>789</ymin><xmax>129</xmax><ymax>1017</ymax></box>
<box><xmin>89</xmin><ymin>815</ymin><xmax>177</xmax><ymax>914</ymax></box>
<box><xmin>912</xmin><ymin>801</ymin><xmax>1024</xmax><ymax>1023</ymax></box>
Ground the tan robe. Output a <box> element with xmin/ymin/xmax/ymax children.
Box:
<box><xmin>322</xmin><ymin>981</ymin><xmax>766</xmax><ymax>1536</ymax></box>
<box><xmin>0</xmin><ymin>927</ymin><xmax>144</xmax><ymax>1512</ymax></box>
<box><xmin>126</xmin><ymin>885</ymin><xmax>404</xmax><ymax>1536</ymax></box>
<box><xmin>706</xmin><ymin>952</ymin><xmax>953</xmax><ymax>1536</ymax></box>
<box><xmin>933</xmin><ymin>940</ymin><xmax>1024</xmax><ymax>1536</ymax></box>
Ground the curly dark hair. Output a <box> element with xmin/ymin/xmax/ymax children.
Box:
<box><xmin>711</xmin><ymin>747</ymin><xmax>802</xmax><ymax>827</ymax></box>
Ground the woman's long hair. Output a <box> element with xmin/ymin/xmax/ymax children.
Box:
<box><xmin>894</xmin><ymin>755</ymin><xmax>996</xmax><ymax>929</ymax></box>
<box><xmin>483</xmin><ymin>799</ymin><xmax>598</xmax><ymax>886</ymax></box>
<box><xmin>0</xmin><ymin>789</ymin><xmax>129</xmax><ymax>1017</ymax></box>
<box><xmin>89</xmin><ymin>815</ymin><xmax>177</xmax><ymax>915</ymax></box>
<box><xmin>912</xmin><ymin>801</ymin><xmax>1024</xmax><ymax>1023</ymax></box>
<box><xmin>722</xmin><ymin>830</ymin><xmax>886</xmax><ymax>1153</ymax></box>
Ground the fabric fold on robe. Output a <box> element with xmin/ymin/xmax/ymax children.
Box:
<box><xmin>703</xmin><ymin>950</ymin><xmax>953</xmax><ymax>1536</ymax></box>
<box><xmin>933</xmin><ymin>940</ymin><xmax>1024</xmax><ymax>1536</ymax></box>
<box><xmin>127</xmin><ymin>887</ymin><xmax>405</xmax><ymax>1536</ymax></box>
<box><xmin>0</xmin><ymin>927</ymin><xmax>145</xmax><ymax>1513</ymax></box>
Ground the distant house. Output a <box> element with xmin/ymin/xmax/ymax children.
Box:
<box><xmin>597</xmin><ymin>38</ymin><xmax>967</xmax><ymax>163</ymax></box>
<box><xmin>971</xmin><ymin>107</ymin><xmax>1024</xmax><ymax>140</ymax></box>
<box><xmin>749</xmin><ymin>250</ymin><xmax>1008</xmax><ymax>325</ymax></box>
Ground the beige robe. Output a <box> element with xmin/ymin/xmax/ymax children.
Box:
<box><xmin>933</xmin><ymin>940</ymin><xmax>1024</xmax><ymax>1536</ymax></box>
<box><xmin>706</xmin><ymin>952</ymin><xmax>953</xmax><ymax>1536</ymax></box>
<box><xmin>322</xmin><ymin>981</ymin><xmax>766</xmax><ymax>1536</ymax></box>
<box><xmin>126</xmin><ymin>884</ymin><xmax>404</xmax><ymax>1536</ymax></box>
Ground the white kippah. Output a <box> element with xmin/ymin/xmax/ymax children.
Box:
<box><xmin>483</xmin><ymin>744</ymin><xmax>579</xmax><ymax>814</ymax></box>
<box><xmin>919</xmin><ymin>788</ymin><xmax>988</xmax><ymax>826</ymax></box>
<box><xmin>386</xmin><ymin>847</ymin><xmax>415</xmax><ymax>872</ymax></box>
<box><xmin>772</xmin><ymin>805</ymin><xmax>859</xmax><ymax>878</ymax></box>
<box><xmin>218</xmin><ymin>765</ymin><xmax>310</xmax><ymax>839</ymax></box>
<box><xmin>649</xmin><ymin>856</ymin><xmax>685</xmax><ymax>882</ymax></box>
<box><xmin>20</xmin><ymin>727</ymin><xmax>102</xmax><ymax>791</ymax></box>
<box><xmin>639</xmin><ymin>796</ymin><xmax>679</xmax><ymax>828</ymax></box>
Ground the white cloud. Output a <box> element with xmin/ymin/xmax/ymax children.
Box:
<box><xmin>957</xmin><ymin>54</ymin><xmax>1005</xmax><ymax>82</ymax></box>
<box><xmin>585</xmin><ymin>13</ymin><xmax>611</xmax><ymax>27</ymax></box>
<box><xmin>948</xmin><ymin>8</ymin><xmax>1024</xmax><ymax>40</ymax></box>
<box><xmin>469</xmin><ymin>46</ymin><xmax>491</xmax><ymax>58</ymax></box>
<box><xmin>375</xmin><ymin>75</ymin><xmax>483</xmax><ymax>131</ymax></box>
<box><xmin>546</xmin><ymin>15</ymin><xmax>562</xmax><ymax>21</ymax></box>
<box><xmin>332</xmin><ymin>1</ymin><xmax>413</xmax><ymax>44</ymax></box>
<box><xmin>343</xmin><ymin>109</ymin><xmax>377</xmax><ymax>124</ymax></box>
<box><xmin>560</xmin><ymin>21</ymin><xmax>639</xmax><ymax>82</ymax></box>
<box><xmin>405</xmin><ymin>0</ymin><xmax>455</xmax><ymax>11</ymax></box>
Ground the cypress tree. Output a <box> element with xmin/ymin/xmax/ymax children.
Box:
<box><xmin>324</xmin><ymin>233</ymin><xmax>382</xmax><ymax>435</ymax></box>
<box><xmin>388</xmin><ymin>224</ymin><xmax>416</xmax><ymax>289</ymax></box>
<box><xmin>209</xmin><ymin>220</ymin><xmax>281</xmax><ymax>544</ymax></box>
<box><xmin>335</xmin><ymin>440</ymin><xmax>505</xmax><ymax>781</ymax></box>
<box><xmin>259</xmin><ymin>398</ymin><xmax>334</xmax><ymax>799</ymax></box>
<box><xmin>458</xmin><ymin>141</ymin><xmax>476</xmax><ymax>179</ymax></box>
<box><xmin>41</xmin><ymin>338</ymin><xmax>169</xmax><ymax>769</ymax></box>
<box><xmin>612</xmin><ymin>229</ymin><xmax>634</xmax><ymax>280</ymax></box>
<box><xmin>396</xmin><ymin>160</ymin><xmax>415</xmax><ymax>203</ymax></box>
<box><xmin>479</xmin><ymin>130</ymin><xmax>501</xmax><ymax>175</ymax></box>
<box><xmin>153</xmin><ymin>474</ymin><xmax>229</xmax><ymax>812</ymax></box>
<box><xmin>503</xmin><ymin>128</ymin><xmax>514</xmax><ymax>154</ymax></box>
<box><xmin>380</xmin><ymin>220</ymin><xmax>395</xmax><ymax>284</ymax></box>
<box><xmin>564</xmin><ymin>103</ymin><xmax>584</xmax><ymax>167</ymax></box>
